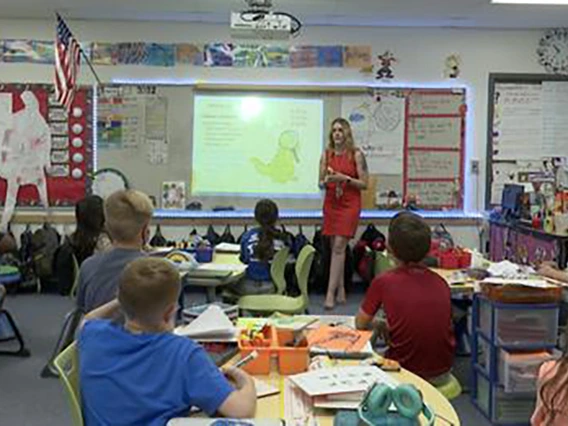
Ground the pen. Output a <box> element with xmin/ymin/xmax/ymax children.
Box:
<box><xmin>233</xmin><ymin>350</ymin><xmax>259</xmax><ymax>369</ymax></box>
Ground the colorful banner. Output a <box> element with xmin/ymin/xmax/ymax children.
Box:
<box><xmin>0</xmin><ymin>38</ymin><xmax>371</xmax><ymax>70</ymax></box>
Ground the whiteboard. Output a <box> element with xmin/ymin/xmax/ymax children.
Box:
<box><xmin>95</xmin><ymin>85</ymin><xmax>466</xmax><ymax>211</ymax></box>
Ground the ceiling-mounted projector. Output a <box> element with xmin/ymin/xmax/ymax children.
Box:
<box><xmin>230</xmin><ymin>0</ymin><xmax>301</xmax><ymax>40</ymax></box>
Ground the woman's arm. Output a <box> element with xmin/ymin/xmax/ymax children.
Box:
<box><xmin>318</xmin><ymin>152</ymin><xmax>327</xmax><ymax>189</ymax></box>
<box><xmin>348</xmin><ymin>149</ymin><xmax>369</xmax><ymax>190</ymax></box>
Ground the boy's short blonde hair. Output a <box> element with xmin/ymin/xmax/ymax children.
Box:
<box><xmin>118</xmin><ymin>258</ymin><xmax>180</xmax><ymax>322</ymax></box>
<box><xmin>104</xmin><ymin>190</ymin><xmax>153</xmax><ymax>243</ymax></box>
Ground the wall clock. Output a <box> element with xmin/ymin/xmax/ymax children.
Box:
<box><xmin>537</xmin><ymin>28</ymin><xmax>568</xmax><ymax>74</ymax></box>
<box><xmin>90</xmin><ymin>168</ymin><xmax>129</xmax><ymax>199</ymax></box>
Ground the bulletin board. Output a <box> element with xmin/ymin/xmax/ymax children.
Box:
<box><xmin>0</xmin><ymin>83</ymin><xmax>93</xmax><ymax>208</ymax></box>
<box><xmin>486</xmin><ymin>73</ymin><xmax>568</xmax><ymax>208</ymax></box>
<box><xmin>95</xmin><ymin>84</ymin><xmax>466</xmax><ymax>211</ymax></box>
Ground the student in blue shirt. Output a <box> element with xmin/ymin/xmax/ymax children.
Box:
<box><xmin>79</xmin><ymin>257</ymin><xmax>256</xmax><ymax>426</ymax></box>
<box><xmin>233</xmin><ymin>199</ymin><xmax>290</xmax><ymax>296</ymax></box>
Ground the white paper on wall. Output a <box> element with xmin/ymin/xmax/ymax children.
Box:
<box><xmin>0</xmin><ymin>91</ymin><xmax>51</xmax><ymax>230</ymax></box>
<box><xmin>493</xmin><ymin>84</ymin><xmax>542</xmax><ymax>160</ymax></box>
<box><xmin>542</xmin><ymin>82</ymin><xmax>568</xmax><ymax>158</ymax></box>
<box><xmin>341</xmin><ymin>94</ymin><xmax>404</xmax><ymax>175</ymax></box>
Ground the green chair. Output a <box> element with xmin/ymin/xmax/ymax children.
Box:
<box><xmin>238</xmin><ymin>245</ymin><xmax>315</xmax><ymax>316</ymax></box>
<box><xmin>53</xmin><ymin>342</ymin><xmax>83</xmax><ymax>426</ymax></box>
<box><xmin>69</xmin><ymin>254</ymin><xmax>80</xmax><ymax>299</ymax></box>
<box><xmin>374</xmin><ymin>251</ymin><xmax>397</xmax><ymax>276</ymax></box>
<box><xmin>270</xmin><ymin>246</ymin><xmax>290</xmax><ymax>295</ymax></box>
<box><xmin>434</xmin><ymin>373</ymin><xmax>462</xmax><ymax>401</ymax></box>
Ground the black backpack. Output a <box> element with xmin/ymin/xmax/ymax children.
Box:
<box><xmin>293</xmin><ymin>225</ymin><xmax>309</xmax><ymax>257</ymax></box>
<box><xmin>52</xmin><ymin>237</ymin><xmax>76</xmax><ymax>296</ymax></box>
<box><xmin>219</xmin><ymin>225</ymin><xmax>236</xmax><ymax>244</ymax></box>
<box><xmin>308</xmin><ymin>229</ymin><xmax>354</xmax><ymax>293</ymax></box>
<box><xmin>31</xmin><ymin>223</ymin><xmax>61</xmax><ymax>292</ymax></box>
<box><xmin>204</xmin><ymin>225</ymin><xmax>220</xmax><ymax>246</ymax></box>
<box><xmin>149</xmin><ymin>225</ymin><xmax>167</xmax><ymax>247</ymax></box>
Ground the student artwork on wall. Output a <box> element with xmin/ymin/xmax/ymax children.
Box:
<box><xmin>0</xmin><ymin>84</ymin><xmax>92</xmax><ymax>228</ymax></box>
<box><xmin>161</xmin><ymin>181</ymin><xmax>185</xmax><ymax>209</ymax></box>
<box><xmin>0</xmin><ymin>39</ymin><xmax>373</xmax><ymax>70</ymax></box>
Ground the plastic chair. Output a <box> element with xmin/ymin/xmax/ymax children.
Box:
<box><xmin>53</xmin><ymin>342</ymin><xmax>84</xmax><ymax>426</ymax></box>
<box><xmin>69</xmin><ymin>254</ymin><xmax>80</xmax><ymax>299</ymax></box>
<box><xmin>374</xmin><ymin>251</ymin><xmax>397</xmax><ymax>276</ymax></box>
<box><xmin>0</xmin><ymin>308</ymin><xmax>31</xmax><ymax>357</ymax></box>
<box><xmin>434</xmin><ymin>373</ymin><xmax>462</xmax><ymax>401</ymax></box>
<box><xmin>270</xmin><ymin>246</ymin><xmax>290</xmax><ymax>295</ymax></box>
<box><xmin>237</xmin><ymin>245</ymin><xmax>315</xmax><ymax>316</ymax></box>
<box><xmin>41</xmin><ymin>308</ymin><xmax>84</xmax><ymax>378</ymax></box>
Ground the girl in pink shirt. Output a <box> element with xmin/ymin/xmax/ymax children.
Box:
<box><xmin>531</xmin><ymin>330</ymin><xmax>568</xmax><ymax>426</ymax></box>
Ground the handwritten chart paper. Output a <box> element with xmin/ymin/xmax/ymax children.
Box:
<box><xmin>404</xmin><ymin>90</ymin><xmax>465</xmax><ymax>209</ymax></box>
<box><xmin>408</xmin><ymin>92</ymin><xmax>463</xmax><ymax>115</ymax></box>
<box><xmin>493</xmin><ymin>84</ymin><xmax>542</xmax><ymax>160</ymax></box>
<box><xmin>407</xmin><ymin>150</ymin><xmax>460</xmax><ymax>180</ymax></box>
<box><xmin>407</xmin><ymin>116</ymin><xmax>461</xmax><ymax>149</ymax></box>
<box><xmin>542</xmin><ymin>81</ymin><xmax>568</xmax><ymax>158</ymax></box>
<box><xmin>406</xmin><ymin>181</ymin><xmax>456</xmax><ymax>207</ymax></box>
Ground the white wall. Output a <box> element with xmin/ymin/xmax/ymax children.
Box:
<box><xmin>0</xmin><ymin>19</ymin><xmax>544</xmax><ymax>246</ymax></box>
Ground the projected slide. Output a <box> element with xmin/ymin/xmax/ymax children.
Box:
<box><xmin>192</xmin><ymin>95</ymin><xmax>324</xmax><ymax>196</ymax></box>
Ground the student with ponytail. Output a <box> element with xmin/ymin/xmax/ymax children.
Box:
<box><xmin>532</xmin><ymin>327</ymin><xmax>568</xmax><ymax>425</ymax></box>
<box><xmin>232</xmin><ymin>199</ymin><xmax>290</xmax><ymax>296</ymax></box>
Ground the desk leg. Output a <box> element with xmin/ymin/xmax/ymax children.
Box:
<box><xmin>206</xmin><ymin>287</ymin><xmax>216</xmax><ymax>302</ymax></box>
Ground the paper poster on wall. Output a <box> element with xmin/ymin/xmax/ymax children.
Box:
<box><xmin>289</xmin><ymin>46</ymin><xmax>318</xmax><ymax>68</ymax></box>
<box><xmin>176</xmin><ymin>43</ymin><xmax>204</xmax><ymax>66</ymax></box>
<box><xmin>407</xmin><ymin>150</ymin><xmax>460</xmax><ymax>180</ymax></box>
<box><xmin>2</xmin><ymin>40</ymin><xmax>54</xmax><ymax>64</ymax></box>
<box><xmin>161</xmin><ymin>181</ymin><xmax>185</xmax><ymax>209</ymax></box>
<box><xmin>343</xmin><ymin>45</ymin><xmax>372</xmax><ymax>69</ymax></box>
<box><xmin>147</xmin><ymin>138</ymin><xmax>169</xmax><ymax>165</ymax></box>
<box><xmin>97</xmin><ymin>89</ymin><xmax>124</xmax><ymax>149</ymax></box>
<box><xmin>493</xmin><ymin>83</ymin><xmax>542</xmax><ymax>160</ymax></box>
<box><xmin>341</xmin><ymin>94</ymin><xmax>404</xmax><ymax>174</ymax></box>
<box><xmin>407</xmin><ymin>116</ymin><xmax>462</xmax><ymax>149</ymax></box>
<box><xmin>408</xmin><ymin>92</ymin><xmax>464</xmax><ymax>115</ymax></box>
<box><xmin>0</xmin><ymin>94</ymin><xmax>12</xmax><ymax>129</ymax></box>
<box><xmin>542</xmin><ymin>82</ymin><xmax>568</xmax><ymax>158</ymax></box>
<box><xmin>406</xmin><ymin>181</ymin><xmax>459</xmax><ymax>208</ymax></box>
<box><xmin>145</xmin><ymin>96</ymin><xmax>167</xmax><ymax>140</ymax></box>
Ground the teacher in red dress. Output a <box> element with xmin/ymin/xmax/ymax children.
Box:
<box><xmin>319</xmin><ymin>118</ymin><xmax>369</xmax><ymax>309</ymax></box>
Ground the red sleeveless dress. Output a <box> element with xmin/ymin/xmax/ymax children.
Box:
<box><xmin>322</xmin><ymin>150</ymin><xmax>361</xmax><ymax>238</ymax></box>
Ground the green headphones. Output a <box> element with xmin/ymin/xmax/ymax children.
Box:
<box><xmin>358</xmin><ymin>383</ymin><xmax>435</xmax><ymax>426</ymax></box>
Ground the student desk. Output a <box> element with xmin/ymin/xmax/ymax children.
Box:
<box><xmin>182</xmin><ymin>253</ymin><xmax>246</xmax><ymax>302</ymax></box>
<box><xmin>432</xmin><ymin>268</ymin><xmax>477</xmax><ymax>297</ymax></box>
<box><xmin>248</xmin><ymin>366</ymin><xmax>461</xmax><ymax>425</ymax></box>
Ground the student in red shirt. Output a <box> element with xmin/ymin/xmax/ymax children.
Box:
<box><xmin>356</xmin><ymin>212</ymin><xmax>455</xmax><ymax>382</ymax></box>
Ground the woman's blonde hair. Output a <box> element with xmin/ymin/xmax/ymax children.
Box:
<box><xmin>327</xmin><ymin>118</ymin><xmax>356</xmax><ymax>153</ymax></box>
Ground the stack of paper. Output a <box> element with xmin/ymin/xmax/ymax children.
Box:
<box><xmin>215</xmin><ymin>242</ymin><xmax>241</xmax><ymax>253</ymax></box>
<box><xmin>174</xmin><ymin>305</ymin><xmax>238</xmax><ymax>342</ymax></box>
<box><xmin>289</xmin><ymin>366</ymin><xmax>399</xmax><ymax>410</ymax></box>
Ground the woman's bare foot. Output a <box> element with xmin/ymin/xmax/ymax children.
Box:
<box><xmin>324</xmin><ymin>302</ymin><xmax>335</xmax><ymax>310</ymax></box>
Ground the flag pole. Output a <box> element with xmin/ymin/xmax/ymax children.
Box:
<box><xmin>56</xmin><ymin>13</ymin><xmax>103</xmax><ymax>86</ymax></box>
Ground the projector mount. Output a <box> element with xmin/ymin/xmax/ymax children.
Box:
<box><xmin>239</xmin><ymin>0</ymin><xmax>302</xmax><ymax>36</ymax></box>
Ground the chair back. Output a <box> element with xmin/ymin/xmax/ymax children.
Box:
<box><xmin>295</xmin><ymin>245</ymin><xmax>316</xmax><ymax>306</ymax></box>
<box><xmin>70</xmin><ymin>254</ymin><xmax>80</xmax><ymax>299</ymax></box>
<box><xmin>270</xmin><ymin>246</ymin><xmax>290</xmax><ymax>295</ymax></box>
<box><xmin>53</xmin><ymin>342</ymin><xmax>83</xmax><ymax>426</ymax></box>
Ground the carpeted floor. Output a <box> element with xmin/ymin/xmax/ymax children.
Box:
<box><xmin>0</xmin><ymin>286</ymin><xmax>492</xmax><ymax>426</ymax></box>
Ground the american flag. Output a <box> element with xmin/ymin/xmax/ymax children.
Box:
<box><xmin>55</xmin><ymin>14</ymin><xmax>81</xmax><ymax>110</ymax></box>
